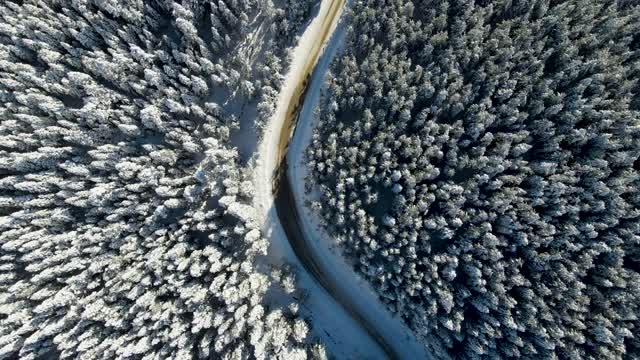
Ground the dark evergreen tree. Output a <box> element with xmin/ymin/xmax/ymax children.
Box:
<box><xmin>307</xmin><ymin>1</ymin><xmax>640</xmax><ymax>358</ymax></box>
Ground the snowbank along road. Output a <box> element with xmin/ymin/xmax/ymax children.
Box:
<box><xmin>270</xmin><ymin>0</ymin><xmax>400</xmax><ymax>359</ymax></box>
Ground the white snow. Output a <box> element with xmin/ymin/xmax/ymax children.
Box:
<box><xmin>253</xmin><ymin>0</ymin><xmax>387</xmax><ymax>358</ymax></box>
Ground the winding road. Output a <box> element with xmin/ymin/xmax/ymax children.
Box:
<box><xmin>270</xmin><ymin>0</ymin><xmax>398</xmax><ymax>359</ymax></box>
<box><xmin>253</xmin><ymin>0</ymin><xmax>430</xmax><ymax>358</ymax></box>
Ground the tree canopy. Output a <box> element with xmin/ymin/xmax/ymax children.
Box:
<box><xmin>307</xmin><ymin>0</ymin><xmax>640</xmax><ymax>358</ymax></box>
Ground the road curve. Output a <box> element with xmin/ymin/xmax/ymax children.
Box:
<box><xmin>270</xmin><ymin>1</ymin><xmax>399</xmax><ymax>359</ymax></box>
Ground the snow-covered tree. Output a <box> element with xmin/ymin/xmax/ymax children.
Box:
<box><xmin>0</xmin><ymin>0</ymin><xmax>323</xmax><ymax>359</ymax></box>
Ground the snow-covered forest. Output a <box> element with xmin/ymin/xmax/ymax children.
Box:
<box><xmin>3</xmin><ymin>0</ymin><xmax>640</xmax><ymax>358</ymax></box>
<box><xmin>307</xmin><ymin>0</ymin><xmax>640</xmax><ymax>359</ymax></box>
<box><xmin>0</xmin><ymin>0</ymin><xmax>325</xmax><ymax>359</ymax></box>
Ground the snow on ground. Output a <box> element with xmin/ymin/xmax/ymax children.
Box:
<box><xmin>253</xmin><ymin>0</ymin><xmax>386</xmax><ymax>358</ymax></box>
<box><xmin>286</xmin><ymin>9</ymin><xmax>434</xmax><ymax>360</ymax></box>
<box><xmin>229</xmin><ymin>99</ymin><xmax>259</xmax><ymax>162</ymax></box>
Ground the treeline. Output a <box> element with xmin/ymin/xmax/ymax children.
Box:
<box><xmin>0</xmin><ymin>0</ymin><xmax>325</xmax><ymax>359</ymax></box>
<box><xmin>307</xmin><ymin>0</ymin><xmax>640</xmax><ymax>358</ymax></box>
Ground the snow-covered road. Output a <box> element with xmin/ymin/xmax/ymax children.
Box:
<box><xmin>253</xmin><ymin>0</ymin><xmax>387</xmax><ymax>358</ymax></box>
<box><xmin>254</xmin><ymin>0</ymin><xmax>431</xmax><ymax>358</ymax></box>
